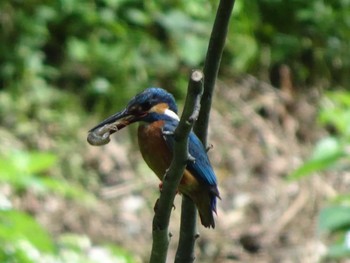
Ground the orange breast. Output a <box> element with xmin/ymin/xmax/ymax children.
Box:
<box><xmin>138</xmin><ymin>121</ymin><xmax>172</xmax><ymax>180</ymax></box>
<box><xmin>138</xmin><ymin>121</ymin><xmax>199</xmax><ymax>189</ymax></box>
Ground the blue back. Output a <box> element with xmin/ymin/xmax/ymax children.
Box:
<box><xmin>162</xmin><ymin>120</ymin><xmax>217</xmax><ymax>187</ymax></box>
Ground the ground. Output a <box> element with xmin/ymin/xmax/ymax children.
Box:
<box><xmin>17</xmin><ymin>76</ymin><xmax>348</xmax><ymax>262</ymax></box>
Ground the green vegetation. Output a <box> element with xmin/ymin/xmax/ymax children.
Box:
<box><xmin>0</xmin><ymin>150</ymin><xmax>135</xmax><ymax>262</ymax></box>
<box><xmin>290</xmin><ymin>91</ymin><xmax>350</xmax><ymax>260</ymax></box>
<box><xmin>1</xmin><ymin>0</ymin><xmax>350</xmax><ymax>261</ymax></box>
<box><xmin>2</xmin><ymin>1</ymin><xmax>349</xmax><ymax>113</ymax></box>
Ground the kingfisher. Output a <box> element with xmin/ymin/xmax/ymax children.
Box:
<box><xmin>87</xmin><ymin>88</ymin><xmax>220</xmax><ymax>228</ymax></box>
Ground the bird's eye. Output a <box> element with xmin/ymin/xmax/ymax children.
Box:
<box><xmin>141</xmin><ymin>101</ymin><xmax>152</xmax><ymax>111</ymax></box>
<box><xmin>128</xmin><ymin>102</ymin><xmax>152</xmax><ymax>115</ymax></box>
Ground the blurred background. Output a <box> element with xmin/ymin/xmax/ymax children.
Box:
<box><xmin>1</xmin><ymin>0</ymin><xmax>350</xmax><ymax>262</ymax></box>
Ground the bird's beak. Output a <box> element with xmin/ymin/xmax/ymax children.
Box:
<box><xmin>87</xmin><ymin>108</ymin><xmax>141</xmax><ymax>146</ymax></box>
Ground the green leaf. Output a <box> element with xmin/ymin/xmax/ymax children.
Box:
<box><xmin>319</xmin><ymin>92</ymin><xmax>350</xmax><ymax>135</ymax></box>
<box><xmin>288</xmin><ymin>137</ymin><xmax>344</xmax><ymax>180</ymax></box>
<box><xmin>0</xmin><ymin>158</ymin><xmax>18</xmax><ymax>178</ymax></box>
<box><xmin>318</xmin><ymin>206</ymin><xmax>350</xmax><ymax>233</ymax></box>
<box><xmin>311</xmin><ymin>137</ymin><xmax>342</xmax><ymax>160</ymax></box>
<box><xmin>0</xmin><ymin>151</ymin><xmax>57</xmax><ymax>176</ymax></box>
<box><xmin>40</xmin><ymin>177</ymin><xmax>96</xmax><ymax>203</ymax></box>
<box><xmin>288</xmin><ymin>152</ymin><xmax>344</xmax><ymax>181</ymax></box>
<box><xmin>22</xmin><ymin>152</ymin><xmax>57</xmax><ymax>174</ymax></box>
<box><xmin>0</xmin><ymin>210</ymin><xmax>54</xmax><ymax>253</ymax></box>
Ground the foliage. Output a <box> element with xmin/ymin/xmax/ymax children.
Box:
<box><xmin>0</xmin><ymin>0</ymin><xmax>215</xmax><ymax>115</ymax></box>
<box><xmin>0</xmin><ymin>150</ymin><xmax>135</xmax><ymax>263</ymax></box>
<box><xmin>1</xmin><ymin>0</ymin><xmax>349</xmax><ymax>118</ymax></box>
<box><xmin>290</xmin><ymin>91</ymin><xmax>350</xmax><ymax>260</ymax></box>
<box><xmin>0</xmin><ymin>227</ymin><xmax>136</xmax><ymax>263</ymax></box>
<box><xmin>229</xmin><ymin>1</ymin><xmax>350</xmax><ymax>87</ymax></box>
<box><xmin>0</xmin><ymin>210</ymin><xmax>54</xmax><ymax>254</ymax></box>
<box><xmin>0</xmin><ymin>151</ymin><xmax>94</xmax><ymax>201</ymax></box>
<box><xmin>289</xmin><ymin>91</ymin><xmax>350</xmax><ymax>180</ymax></box>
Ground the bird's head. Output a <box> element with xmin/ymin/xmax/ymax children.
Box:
<box><xmin>87</xmin><ymin>87</ymin><xmax>179</xmax><ymax>146</ymax></box>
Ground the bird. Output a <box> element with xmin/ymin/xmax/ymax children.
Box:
<box><xmin>87</xmin><ymin>87</ymin><xmax>220</xmax><ymax>228</ymax></box>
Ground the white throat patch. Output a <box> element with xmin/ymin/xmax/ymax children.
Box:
<box><xmin>164</xmin><ymin>109</ymin><xmax>180</xmax><ymax>121</ymax></box>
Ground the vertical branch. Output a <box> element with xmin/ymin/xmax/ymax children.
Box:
<box><xmin>174</xmin><ymin>195</ymin><xmax>198</xmax><ymax>263</ymax></box>
<box><xmin>174</xmin><ymin>71</ymin><xmax>204</xmax><ymax>263</ymax></box>
<box><xmin>149</xmin><ymin>71</ymin><xmax>203</xmax><ymax>263</ymax></box>
<box><xmin>151</xmin><ymin>1</ymin><xmax>235</xmax><ymax>261</ymax></box>
<box><xmin>194</xmin><ymin>0</ymin><xmax>236</xmax><ymax>145</ymax></box>
<box><xmin>176</xmin><ymin>0</ymin><xmax>235</xmax><ymax>262</ymax></box>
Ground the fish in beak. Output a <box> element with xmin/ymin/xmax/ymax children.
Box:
<box><xmin>87</xmin><ymin>108</ymin><xmax>143</xmax><ymax>146</ymax></box>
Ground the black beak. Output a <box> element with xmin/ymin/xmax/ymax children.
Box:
<box><xmin>87</xmin><ymin>108</ymin><xmax>139</xmax><ymax>146</ymax></box>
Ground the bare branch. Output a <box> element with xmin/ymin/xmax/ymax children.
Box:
<box><xmin>176</xmin><ymin>1</ymin><xmax>236</xmax><ymax>261</ymax></box>
<box><xmin>175</xmin><ymin>195</ymin><xmax>199</xmax><ymax>263</ymax></box>
<box><xmin>149</xmin><ymin>70</ymin><xmax>204</xmax><ymax>263</ymax></box>
<box><xmin>195</xmin><ymin>0</ymin><xmax>236</xmax><ymax>146</ymax></box>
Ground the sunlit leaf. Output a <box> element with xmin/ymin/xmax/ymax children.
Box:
<box><xmin>0</xmin><ymin>210</ymin><xmax>54</xmax><ymax>253</ymax></box>
<box><xmin>288</xmin><ymin>152</ymin><xmax>344</xmax><ymax>181</ymax></box>
<box><xmin>24</xmin><ymin>152</ymin><xmax>57</xmax><ymax>174</ymax></box>
<box><xmin>0</xmin><ymin>158</ymin><xmax>17</xmax><ymax>178</ymax></box>
<box><xmin>288</xmin><ymin>137</ymin><xmax>344</xmax><ymax>180</ymax></box>
<box><xmin>311</xmin><ymin>137</ymin><xmax>342</xmax><ymax>160</ymax></box>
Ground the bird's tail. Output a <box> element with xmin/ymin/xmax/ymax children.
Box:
<box><xmin>190</xmin><ymin>186</ymin><xmax>220</xmax><ymax>228</ymax></box>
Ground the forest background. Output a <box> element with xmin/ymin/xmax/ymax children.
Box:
<box><xmin>1</xmin><ymin>0</ymin><xmax>350</xmax><ymax>262</ymax></box>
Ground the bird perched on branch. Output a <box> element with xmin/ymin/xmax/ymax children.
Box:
<box><xmin>87</xmin><ymin>88</ymin><xmax>220</xmax><ymax>228</ymax></box>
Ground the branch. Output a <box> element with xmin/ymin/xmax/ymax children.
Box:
<box><xmin>174</xmin><ymin>195</ymin><xmax>199</xmax><ymax>263</ymax></box>
<box><xmin>174</xmin><ymin>71</ymin><xmax>203</xmax><ymax>263</ymax></box>
<box><xmin>149</xmin><ymin>70</ymin><xmax>203</xmax><ymax>263</ymax></box>
<box><xmin>194</xmin><ymin>0</ymin><xmax>236</xmax><ymax>146</ymax></box>
<box><xmin>175</xmin><ymin>1</ymin><xmax>236</xmax><ymax>261</ymax></box>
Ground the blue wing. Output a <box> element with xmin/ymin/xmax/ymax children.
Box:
<box><xmin>162</xmin><ymin>121</ymin><xmax>217</xmax><ymax>187</ymax></box>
